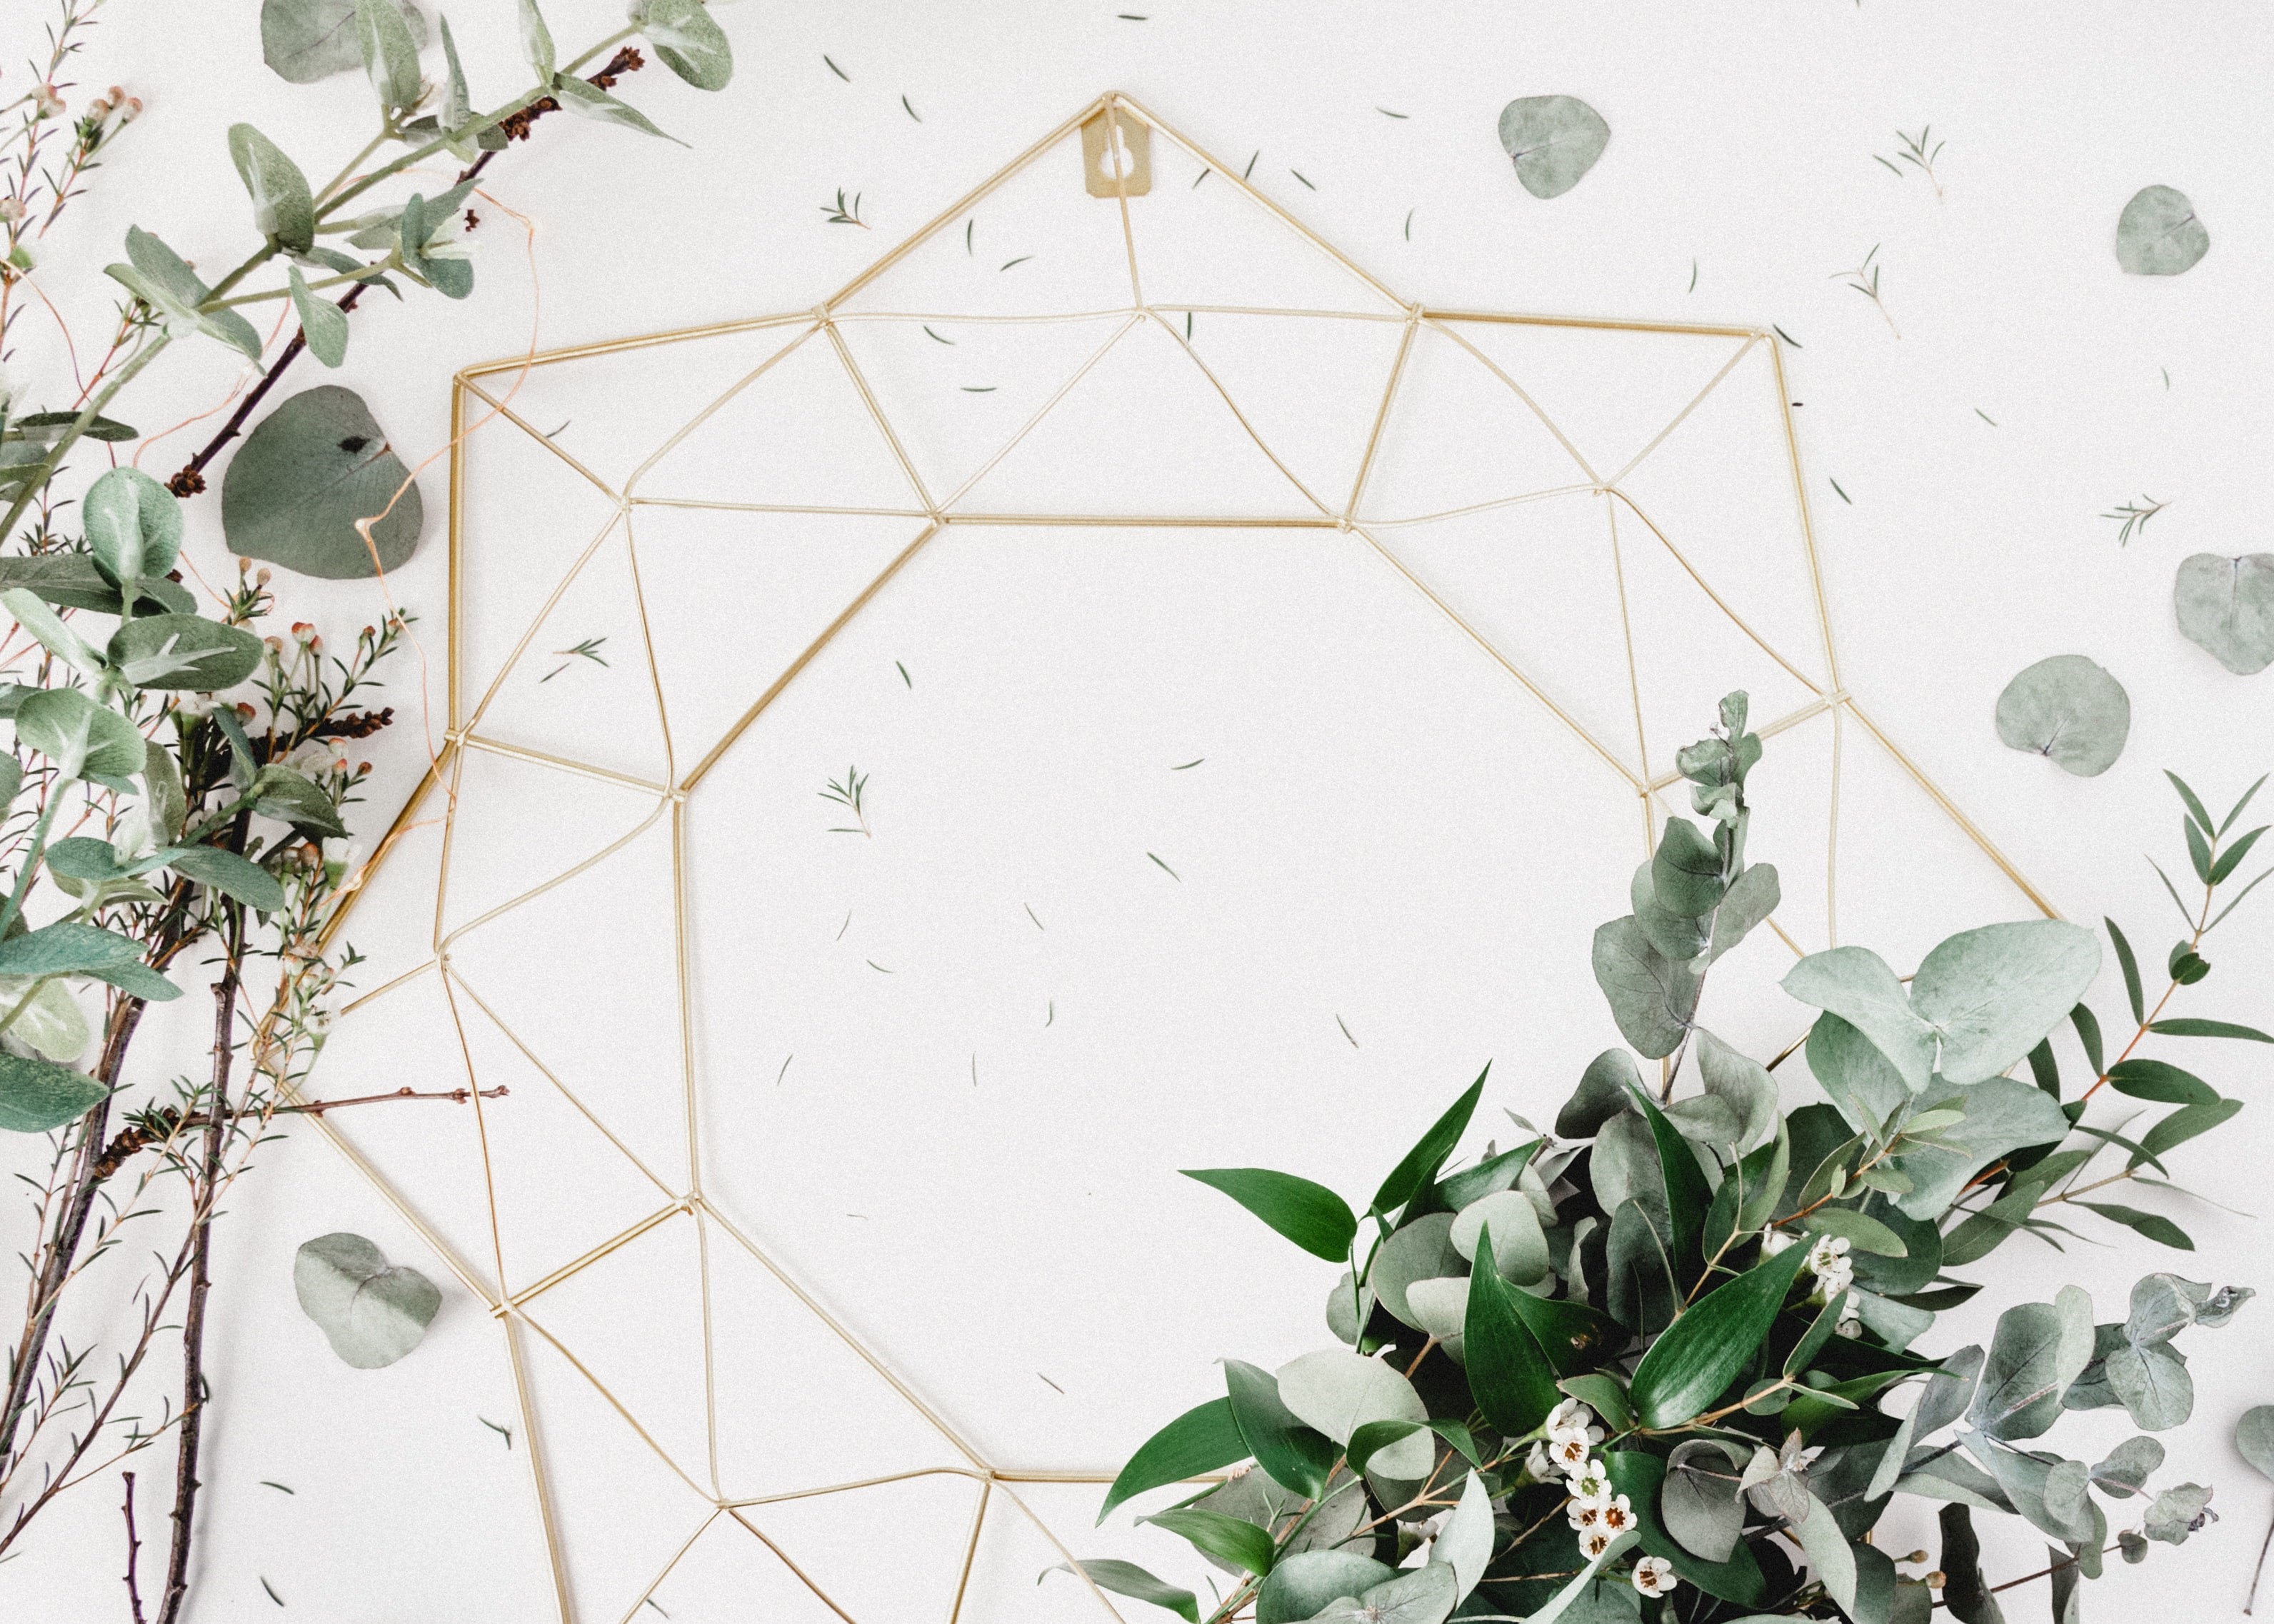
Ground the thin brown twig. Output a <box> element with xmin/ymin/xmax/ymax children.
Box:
<box><xmin>123</xmin><ymin>1470</ymin><xmax>146</xmax><ymax>1624</ymax></box>
<box><xmin>157</xmin><ymin>931</ymin><xmax>246</xmax><ymax>1624</ymax></box>
<box><xmin>168</xmin><ymin>45</ymin><xmax>644</xmax><ymax>498</ymax></box>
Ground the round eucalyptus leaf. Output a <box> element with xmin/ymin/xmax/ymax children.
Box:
<box><xmin>1325</xmin><ymin>1270</ymin><xmax>1376</xmax><ymax>1345</ymax></box>
<box><xmin>1274</xmin><ymin>1349</ymin><xmax>1433</xmax><ymax>1480</ymax></box>
<box><xmin>294</xmin><ymin>1231</ymin><xmax>441</xmax><ymax>1368</ymax></box>
<box><xmin>1498</xmin><ymin>95</ymin><xmax>1611</xmax><ymax>199</ymax></box>
<box><xmin>1994</xmin><ymin>654</ymin><xmax>2130</xmax><ymax>777</ymax></box>
<box><xmin>106</xmin><ymin>614</ymin><xmax>266</xmax><ymax>693</ymax></box>
<box><xmin>82</xmin><ymin>466</ymin><xmax>183</xmax><ymax>593</ymax></box>
<box><xmin>2115</xmin><ymin>185</ymin><xmax>2209</xmax><ymax>277</ymax></box>
<box><xmin>2235</xmin><ymin>1406</ymin><xmax>2274</xmax><ymax>1483</ymax></box>
<box><xmin>0</xmin><ymin>1051</ymin><xmax>107</xmax><ymax>1133</ymax></box>
<box><xmin>1368</xmin><ymin>1212</ymin><xmax>1461</xmax><ymax>1326</ymax></box>
<box><xmin>2174</xmin><ymin>552</ymin><xmax>2274</xmax><ymax>675</ymax></box>
<box><xmin>15</xmin><ymin>688</ymin><xmax>147</xmax><ymax>782</ymax></box>
<box><xmin>1256</xmin><ymin>1552</ymin><xmax>1396</xmax><ymax>1624</ymax></box>
<box><xmin>221</xmin><ymin>386</ymin><xmax>424</xmax><ymax>580</ymax></box>
<box><xmin>1448</xmin><ymin>1190</ymin><xmax>1549</xmax><ymax>1284</ymax></box>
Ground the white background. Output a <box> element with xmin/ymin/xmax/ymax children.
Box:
<box><xmin>4</xmin><ymin>1</ymin><xmax>2272</xmax><ymax>1619</ymax></box>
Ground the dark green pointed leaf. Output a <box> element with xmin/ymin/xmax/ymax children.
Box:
<box><xmin>1621</xmin><ymin>1079</ymin><xmax>1710</xmax><ymax>1276</ymax></box>
<box><xmin>2074</xmin><ymin>1202</ymin><xmax>2190</xmax><ymax>1250</ymax></box>
<box><xmin>2148</xmin><ymin>1017</ymin><xmax>2273</xmax><ymax>1042</ymax></box>
<box><xmin>2105</xmin><ymin>1059</ymin><xmax>2218</xmax><ymax>1107</ymax></box>
<box><xmin>1224</xmin><ymin>1359</ymin><xmax>1333</xmax><ymax>1499</ymax></box>
<box><xmin>1099</xmin><ymin>1398</ymin><xmax>1248</xmax><ymax>1522</ymax></box>
<box><xmin>1371</xmin><ymin>1068</ymin><xmax>1486</xmax><ymax>1216</ymax></box>
<box><xmin>1628</xmin><ymin>1237</ymin><xmax>1811</xmax><ymax>1429</ymax></box>
<box><xmin>1045</xmin><ymin>1560</ymin><xmax>1197</xmax><ymax>1623</ymax></box>
<box><xmin>1183</xmin><ymin>1168</ymin><xmax>1356</xmax><ymax>1262</ymax></box>
<box><xmin>2133</xmin><ymin>1096</ymin><xmax>2243</xmax><ymax>1165</ymax></box>
<box><xmin>1143</xmin><ymin>1508</ymin><xmax>1275</xmax><ymax>1578</ymax></box>
<box><xmin>1463</xmin><ymin>1228</ymin><xmax>1560</xmax><ymax>1435</ymax></box>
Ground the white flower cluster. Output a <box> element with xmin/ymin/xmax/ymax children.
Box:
<box><xmin>1805</xmin><ymin>1233</ymin><xmax>1853</xmax><ymax>1295</ymax></box>
<box><xmin>1525</xmin><ymin>1399</ymin><xmax>1678</xmax><ymax>1595</ymax></box>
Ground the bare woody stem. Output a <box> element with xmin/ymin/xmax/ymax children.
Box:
<box><xmin>168</xmin><ymin>44</ymin><xmax>643</xmax><ymax>499</ymax></box>
<box><xmin>123</xmin><ymin>1470</ymin><xmax>147</xmax><ymax>1624</ymax></box>
<box><xmin>156</xmin><ymin>913</ymin><xmax>245</xmax><ymax>1624</ymax></box>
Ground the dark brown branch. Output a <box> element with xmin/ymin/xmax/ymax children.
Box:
<box><xmin>0</xmin><ymin>991</ymin><xmax>152</xmax><ymax>1466</ymax></box>
<box><xmin>155</xmin><ymin>948</ymin><xmax>242</xmax><ymax>1624</ymax></box>
<box><xmin>167</xmin><ymin>45</ymin><xmax>646</xmax><ymax>499</ymax></box>
<box><xmin>94</xmin><ymin>1086</ymin><xmax>506</xmax><ymax>1178</ymax></box>
<box><xmin>123</xmin><ymin>1470</ymin><xmax>146</xmax><ymax>1624</ymax></box>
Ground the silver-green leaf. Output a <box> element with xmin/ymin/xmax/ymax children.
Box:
<box><xmin>294</xmin><ymin>1232</ymin><xmax>441</xmax><ymax>1368</ymax></box>
<box><xmin>227</xmin><ymin>124</ymin><xmax>316</xmax><ymax>254</ymax></box>
<box><xmin>0</xmin><ymin>1052</ymin><xmax>107</xmax><ymax>1133</ymax></box>
<box><xmin>2115</xmin><ymin>185</ymin><xmax>2209</xmax><ymax>276</ymax></box>
<box><xmin>1995</xmin><ymin>654</ymin><xmax>2130</xmax><ymax>777</ymax></box>
<box><xmin>221</xmin><ymin>386</ymin><xmax>423</xmax><ymax>579</ymax></box>
<box><xmin>631</xmin><ymin>0</ymin><xmax>733</xmax><ymax>91</ymax></box>
<box><xmin>546</xmin><ymin>74</ymin><xmax>688</xmax><ymax>144</ymax></box>
<box><xmin>1910</xmin><ymin>921</ymin><xmax>2101</xmax><ymax>1087</ymax></box>
<box><xmin>2173</xmin><ymin>552</ymin><xmax>2274</xmax><ymax>676</ymax></box>
<box><xmin>288</xmin><ymin>267</ymin><xmax>350</xmax><ymax>367</ymax></box>
<box><xmin>1498</xmin><ymin>95</ymin><xmax>1611</xmax><ymax>200</ymax></box>
<box><xmin>261</xmin><ymin>0</ymin><xmax>427</xmax><ymax>83</ymax></box>
<box><xmin>354</xmin><ymin>0</ymin><xmax>424</xmax><ymax>114</ymax></box>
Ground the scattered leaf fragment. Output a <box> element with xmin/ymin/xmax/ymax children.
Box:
<box><xmin>1995</xmin><ymin>654</ymin><xmax>2130</xmax><ymax>777</ymax></box>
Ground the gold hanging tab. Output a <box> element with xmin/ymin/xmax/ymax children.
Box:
<box><xmin>1080</xmin><ymin>103</ymin><xmax>1151</xmax><ymax>197</ymax></box>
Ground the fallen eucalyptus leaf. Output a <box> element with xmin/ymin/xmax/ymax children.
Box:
<box><xmin>221</xmin><ymin>385</ymin><xmax>423</xmax><ymax>578</ymax></box>
<box><xmin>1498</xmin><ymin>95</ymin><xmax>1611</xmax><ymax>199</ymax></box>
<box><xmin>293</xmin><ymin>1231</ymin><xmax>441</xmax><ymax>1368</ymax></box>
<box><xmin>2173</xmin><ymin>552</ymin><xmax>2274</xmax><ymax>675</ymax></box>
<box><xmin>1995</xmin><ymin>654</ymin><xmax>2130</xmax><ymax>777</ymax></box>
<box><xmin>2115</xmin><ymin>185</ymin><xmax>2209</xmax><ymax>277</ymax></box>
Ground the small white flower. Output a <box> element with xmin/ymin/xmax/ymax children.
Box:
<box><xmin>1542</xmin><ymin>1397</ymin><xmax>1593</xmax><ymax>1435</ymax></box>
<box><xmin>1525</xmin><ymin>1440</ymin><xmax>1555</xmax><ymax>1481</ymax></box>
<box><xmin>1549</xmin><ymin>1430</ymin><xmax>1600</xmax><ymax>1472</ymax></box>
<box><xmin>321</xmin><ymin>838</ymin><xmax>363</xmax><ymax>888</ymax></box>
<box><xmin>1567</xmin><ymin>1460</ymin><xmax>1613</xmax><ymax>1503</ymax></box>
<box><xmin>1805</xmin><ymin>1234</ymin><xmax>1851</xmax><ymax>1274</ymax></box>
<box><xmin>1578</xmin><ymin>1527</ymin><xmax>1615</xmax><ymax>1560</ymax></box>
<box><xmin>1760</xmin><ymin>1228</ymin><xmax>1795</xmax><ymax>1256</ymax></box>
<box><xmin>1596</xmin><ymin>1494</ymin><xmax>1636</xmax><ymax>1535</ymax></box>
<box><xmin>1568</xmin><ymin>1498</ymin><xmax>1604</xmax><ymax>1533</ymax></box>
<box><xmin>1631</xmin><ymin>1555</ymin><xmax>1678</xmax><ymax>1597</ymax></box>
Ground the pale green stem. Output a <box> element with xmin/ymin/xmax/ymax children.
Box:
<box><xmin>0</xmin><ymin>333</ymin><xmax>169</xmax><ymax>545</ymax></box>
<box><xmin>0</xmin><ymin>786</ymin><xmax>66</xmax><ymax>941</ymax></box>
<box><xmin>317</xmin><ymin>25</ymin><xmax>638</xmax><ymax>222</ymax></box>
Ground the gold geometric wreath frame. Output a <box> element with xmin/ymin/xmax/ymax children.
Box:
<box><xmin>301</xmin><ymin>92</ymin><xmax>2054</xmax><ymax>1623</ymax></box>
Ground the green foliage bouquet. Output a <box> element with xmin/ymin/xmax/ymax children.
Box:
<box><xmin>1064</xmin><ymin>696</ymin><xmax>2266</xmax><ymax>1624</ymax></box>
